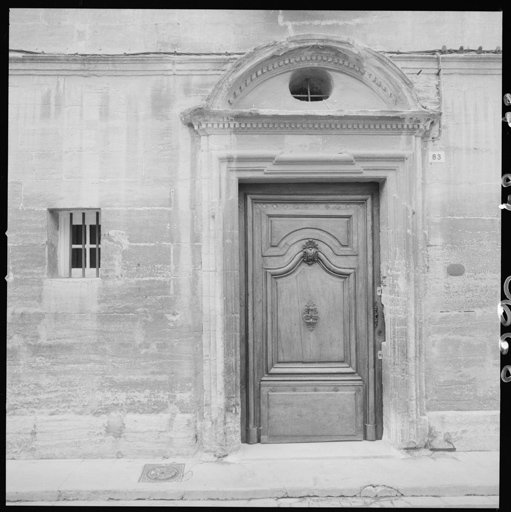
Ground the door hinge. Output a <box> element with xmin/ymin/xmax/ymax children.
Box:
<box><xmin>378</xmin><ymin>350</ymin><xmax>383</xmax><ymax>360</ymax></box>
<box><xmin>376</xmin><ymin>286</ymin><xmax>382</xmax><ymax>296</ymax></box>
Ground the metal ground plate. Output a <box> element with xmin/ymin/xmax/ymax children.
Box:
<box><xmin>138</xmin><ymin>463</ymin><xmax>185</xmax><ymax>483</ymax></box>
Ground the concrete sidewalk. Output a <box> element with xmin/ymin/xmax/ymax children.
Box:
<box><xmin>6</xmin><ymin>442</ymin><xmax>499</xmax><ymax>505</ymax></box>
<box><xmin>5</xmin><ymin>497</ymin><xmax>501</xmax><ymax>507</ymax></box>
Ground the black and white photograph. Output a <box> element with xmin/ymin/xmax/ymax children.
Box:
<box><xmin>6</xmin><ymin>8</ymin><xmax>504</xmax><ymax>507</ymax></box>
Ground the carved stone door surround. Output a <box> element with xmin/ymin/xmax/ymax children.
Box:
<box><xmin>181</xmin><ymin>34</ymin><xmax>440</xmax><ymax>455</ymax></box>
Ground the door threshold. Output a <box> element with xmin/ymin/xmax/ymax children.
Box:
<box><xmin>225</xmin><ymin>440</ymin><xmax>407</xmax><ymax>462</ymax></box>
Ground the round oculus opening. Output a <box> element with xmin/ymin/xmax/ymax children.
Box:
<box><xmin>289</xmin><ymin>68</ymin><xmax>333</xmax><ymax>102</ymax></box>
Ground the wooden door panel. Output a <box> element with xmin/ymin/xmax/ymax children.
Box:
<box><xmin>274</xmin><ymin>263</ymin><xmax>346</xmax><ymax>363</ymax></box>
<box><xmin>267</xmin><ymin>262</ymin><xmax>356</xmax><ymax>369</ymax></box>
<box><xmin>261</xmin><ymin>203</ymin><xmax>360</xmax><ymax>257</ymax></box>
<box><xmin>260</xmin><ymin>382</ymin><xmax>364</xmax><ymax>443</ymax></box>
<box><xmin>241</xmin><ymin>184</ymin><xmax>380</xmax><ymax>444</ymax></box>
<box><xmin>269</xmin><ymin>216</ymin><xmax>351</xmax><ymax>249</ymax></box>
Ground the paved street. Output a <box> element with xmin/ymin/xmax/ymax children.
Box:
<box><xmin>6</xmin><ymin>442</ymin><xmax>499</xmax><ymax>506</ymax></box>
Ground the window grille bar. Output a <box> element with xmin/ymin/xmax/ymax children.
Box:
<box><xmin>82</xmin><ymin>212</ymin><xmax>86</xmax><ymax>277</ymax></box>
<box><xmin>292</xmin><ymin>94</ymin><xmax>329</xmax><ymax>98</ymax></box>
<box><xmin>95</xmin><ymin>211</ymin><xmax>100</xmax><ymax>278</ymax></box>
<box><xmin>69</xmin><ymin>212</ymin><xmax>73</xmax><ymax>277</ymax></box>
<box><xmin>307</xmin><ymin>79</ymin><xmax>311</xmax><ymax>102</ymax></box>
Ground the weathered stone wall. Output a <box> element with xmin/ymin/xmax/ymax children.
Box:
<box><xmin>8</xmin><ymin>10</ymin><xmax>501</xmax><ymax>457</ymax></box>
<box><xmin>389</xmin><ymin>54</ymin><xmax>501</xmax><ymax>451</ymax></box>
<box><xmin>7</xmin><ymin>64</ymin><xmax>229</xmax><ymax>458</ymax></box>
<box><xmin>9</xmin><ymin>9</ymin><xmax>502</xmax><ymax>54</ymax></box>
<box><xmin>422</xmin><ymin>61</ymin><xmax>501</xmax><ymax>451</ymax></box>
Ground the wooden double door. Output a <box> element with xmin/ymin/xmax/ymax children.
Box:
<box><xmin>240</xmin><ymin>183</ymin><xmax>383</xmax><ymax>444</ymax></box>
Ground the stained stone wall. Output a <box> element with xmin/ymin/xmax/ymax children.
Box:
<box><xmin>9</xmin><ymin>9</ymin><xmax>502</xmax><ymax>55</ymax></box>
<box><xmin>7</xmin><ymin>66</ymin><xmax>221</xmax><ymax>458</ymax></box>
<box><xmin>7</xmin><ymin>9</ymin><xmax>501</xmax><ymax>458</ymax></box>
<box><xmin>422</xmin><ymin>62</ymin><xmax>501</xmax><ymax>450</ymax></box>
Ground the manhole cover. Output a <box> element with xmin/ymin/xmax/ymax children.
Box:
<box><xmin>138</xmin><ymin>463</ymin><xmax>185</xmax><ymax>483</ymax></box>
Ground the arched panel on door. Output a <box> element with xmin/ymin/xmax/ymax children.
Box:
<box><xmin>259</xmin><ymin>201</ymin><xmax>362</xmax><ymax>259</ymax></box>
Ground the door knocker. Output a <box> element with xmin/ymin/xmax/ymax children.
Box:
<box><xmin>303</xmin><ymin>300</ymin><xmax>319</xmax><ymax>331</ymax></box>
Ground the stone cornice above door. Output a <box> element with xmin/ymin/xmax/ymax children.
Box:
<box><xmin>180</xmin><ymin>108</ymin><xmax>439</xmax><ymax>137</ymax></box>
<box><xmin>181</xmin><ymin>35</ymin><xmax>440</xmax><ymax>138</ymax></box>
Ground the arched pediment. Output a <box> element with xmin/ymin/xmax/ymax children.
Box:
<box><xmin>208</xmin><ymin>34</ymin><xmax>424</xmax><ymax>112</ymax></box>
<box><xmin>181</xmin><ymin>34</ymin><xmax>439</xmax><ymax>136</ymax></box>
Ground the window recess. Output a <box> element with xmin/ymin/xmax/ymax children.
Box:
<box><xmin>289</xmin><ymin>68</ymin><xmax>333</xmax><ymax>102</ymax></box>
<box><xmin>55</xmin><ymin>210</ymin><xmax>101</xmax><ymax>278</ymax></box>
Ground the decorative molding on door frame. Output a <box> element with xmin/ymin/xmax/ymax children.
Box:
<box><xmin>193</xmin><ymin>144</ymin><xmax>429</xmax><ymax>455</ymax></box>
<box><xmin>183</xmin><ymin>34</ymin><xmax>436</xmax><ymax>454</ymax></box>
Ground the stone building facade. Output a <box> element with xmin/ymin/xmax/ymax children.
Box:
<box><xmin>7</xmin><ymin>10</ymin><xmax>501</xmax><ymax>458</ymax></box>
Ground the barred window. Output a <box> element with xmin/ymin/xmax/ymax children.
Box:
<box><xmin>49</xmin><ymin>210</ymin><xmax>101</xmax><ymax>278</ymax></box>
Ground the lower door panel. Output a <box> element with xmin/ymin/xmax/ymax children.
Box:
<box><xmin>260</xmin><ymin>381</ymin><xmax>364</xmax><ymax>443</ymax></box>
